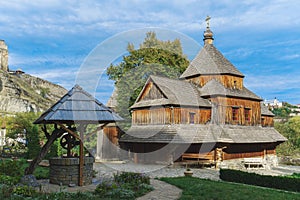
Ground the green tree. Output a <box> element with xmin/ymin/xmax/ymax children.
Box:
<box><xmin>3</xmin><ymin>112</ymin><xmax>59</xmax><ymax>159</ymax></box>
<box><xmin>272</xmin><ymin>107</ymin><xmax>291</xmax><ymax>118</ymax></box>
<box><xmin>275</xmin><ymin>116</ymin><xmax>300</xmax><ymax>156</ymax></box>
<box><xmin>107</xmin><ymin>32</ymin><xmax>189</xmax><ymax>126</ymax></box>
<box><xmin>26</xmin><ymin>125</ymin><xmax>41</xmax><ymax>159</ymax></box>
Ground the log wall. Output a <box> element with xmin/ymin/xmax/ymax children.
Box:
<box><xmin>132</xmin><ymin>107</ymin><xmax>211</xmax><ymax>125</ymax></box>
<box><xmin>210</xmin><ymin>97</ymin><xmax>261</xmax><ymax>125</ymax></box>
<box><xmin>222</xmin><ymin>143</ymin><xmax>276</xmax><ymax>160</ymax></box>
<box><xmin>138</xmin><ymin>81</ymin><xmax>165</xmax><ymax>101</ymax></box>
<box><xmin>261</xmin><ymin>115</ymin><xmax>274</xmax><ymax>127</ymax></box>
<box><xmin>103</xmin><ymin>126</ymin><xmax>119</xmax><ymax>145</ymax></box>
<box><xmin>187</xmin><ymin>75</ymin><xmax>244</xmax><ymax>89</ymax></box>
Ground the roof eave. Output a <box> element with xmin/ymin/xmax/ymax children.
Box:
<box><xmin>180</xmin><ymin>73</ymin><xmax>245</xmax><ymax>80</ymax></box>
<box><xmin>201</xmin><ymin>94</ymin><xmax>262</xmax><ymax>101</ymax></box>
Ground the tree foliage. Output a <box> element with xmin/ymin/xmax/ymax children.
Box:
<box><xmin>275</xmin><ymin>116</ymin><xmax>300</xmax><ymax>156</ymax></box>
<box><xmin>1</xmin><ymin>112</ymin><xmax>58</xmax><ymax>159</ymax></box>
<box><xmin>26</xmin><ymin>125</ymin><xmax>41</xmax><ymax>159</ymax></box>
<box><xmin>106</xmin><ymin>32</ymin><xmax>189</xmax><ymax>126</ymax></box>
<box><xmin>272</xmin><ymin>107</ymin><xmax>291</xmax><ymax>118</ymax></box>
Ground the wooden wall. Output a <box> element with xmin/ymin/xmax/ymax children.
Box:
<box><xmin>138</xmin><ymin>81</ymin><xmax>165</xmax><ymax>101</ymax></box>
<box><xmin>222</xmin><ymin>143</ymin><xmax>276</xmax><ymax>160</ymax></box>
<box><xmin>261</xmin><ymin>115</ymin><xmax>274</xmax><ymax>127</ymax></box>
<box><xmin>223</xmin><ymin>151</ymin><xmax>263</xmax><ymax>160</ymax></box>
<box><xmin>103</xmin><ymin>126</ymin><xmax>119</xmax><ymax>145</ymax></box>
<box><xmin>132</xmin><ymin>106</ymin><xmax>211</xmax><ymax>125</ymax></box>
<box><xmin>187</xmin><ymin>75</ymin><xmax>244</xmax><ymax>89</ymax></box>
<box><xmin>172</xmin><ymin>107</ymin><xmax>211</xmax><ymax>124</ymax></box>
<box><xmin>210</xmin><ymin>97</ymin><xmax>261</xmax><ymax>125</ymax></box>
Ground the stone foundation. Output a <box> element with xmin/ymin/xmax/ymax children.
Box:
<box><xmin>220</xmin><ymin>155</ymin><xmax>279</xmax><ymax>170</ymax></box>
<box><xmin>49</xmin><ymin>157</ymin><xmax>94</xmax><ymax>186</ymax></box>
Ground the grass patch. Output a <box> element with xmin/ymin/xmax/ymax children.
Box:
<box><xmin>160</xmin><ymin>177</ymin><xmax>300</xmax><ymax>200</ymax></box>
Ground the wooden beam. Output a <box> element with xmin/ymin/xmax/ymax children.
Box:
<box><xmin>25</xmin><ymin>126</ymin><xmax>64</xmax><ymax>175</ymax></box>
<box><xmin>56</xmin><ymin>122</ymin><xmax>80</xmax><ymax>140</ymax></box>
<box><xmin>84</xmin><ymin>123</ymin><xmax>108</xmax><ymax>140</ymax></box>
<box><xmin>78</xmin><ymin>124</ymin><xmax>87</xmax><ymax>186</ymax></box>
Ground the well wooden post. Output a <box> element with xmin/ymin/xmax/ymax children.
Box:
<box><xmin>25</xmin><ymin>126</ymin><xmax>64</xmax><ymax>175</ymax></box>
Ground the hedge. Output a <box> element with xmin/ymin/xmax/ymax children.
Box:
<box><xmin>220</xmin><ymin>168</ymin><xmax>300</xmax><ymax>192</ymax></box>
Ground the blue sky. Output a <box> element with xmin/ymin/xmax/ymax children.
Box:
<box><xmin>1</xmin><ymin>0</ymin><xmax>300</xmax><ymax>104</ymax></box>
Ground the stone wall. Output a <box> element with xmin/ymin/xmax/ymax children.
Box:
<box><xmin>220</xmin><ymin>155</ymin><xmax>279</xmax><ymax>170</ymax></box>
<box><xmin>49</xmin><ymin>157</ymin><xmax>94</xmax><ymax>186</ymax></box>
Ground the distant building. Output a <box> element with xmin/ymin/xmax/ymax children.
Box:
<box><xmin>264</xmin><ymin>98</ymin><xmax>283</xmax><ymax>108</ymax></box>
<box><xmin>289</xmin><ymin>104</ymin><xmax>300</xmax><ymax>116</ymax></box>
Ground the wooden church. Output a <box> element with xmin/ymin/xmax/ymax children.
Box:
<box><xmin>118</xmin><ymin>18</ymin><xmax>286</xmax><ymax>168</ymax></box>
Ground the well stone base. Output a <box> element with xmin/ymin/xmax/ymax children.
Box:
<box><xmin>49</xmin><ymin>157</ymin><xmax>94</xmax><ymax>186</ymax></box>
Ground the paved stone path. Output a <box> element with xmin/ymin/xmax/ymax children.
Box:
<box><xmin>137</xmin><ymin>179</ymin><xmax>182</xmax><ymax>200</ymax></box>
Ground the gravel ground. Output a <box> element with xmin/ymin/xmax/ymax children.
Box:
<box><xmin>93</xmin><ymin>161</ymin><xmax>300</xmax><ymax>181</ymax></box>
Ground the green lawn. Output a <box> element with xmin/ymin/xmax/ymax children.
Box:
<box><xmin>160</xmin><ymin>177</ymin><xmax>300</xmax><ymax>200</ymax></box>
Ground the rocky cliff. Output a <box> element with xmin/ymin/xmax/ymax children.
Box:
<box><xmin>0</xmin><ymin>69</ymin><xmax>67</xmax><ymax>114</ymax></box>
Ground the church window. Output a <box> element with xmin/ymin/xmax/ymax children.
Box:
<box><xmin>245</xmin><ymin>108</ymin><xmax>250</xmax><ymax>121</ymax></box>
<box><xmin>232</xmin><ymin>107</ymin><xmax>239</xmax><ymax>121</ymax></box>
<box><xmin>189</xmin><ymin>112</ymin><xmax>195</xmax><ymax>124</ymax></box>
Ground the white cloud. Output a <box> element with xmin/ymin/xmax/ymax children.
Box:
<box><xmin>1</xmin><ymin>0</ymin><xmax>299</xmax><ymax>37</ymax></box>
<box><xmin>1</xmin><ymin>0</ymin><xmax>300</xmax><ymax>104</ymax></box>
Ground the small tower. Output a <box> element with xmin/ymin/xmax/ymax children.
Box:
<box><xmin>0</xmin><ymin>40</ymin><xmax>8</xmax><ymax>71</ymax></box>
<box><xmin>203</xmin><ymin>16</ymin><xmax>214</xmax><ymax>45</ymax></box>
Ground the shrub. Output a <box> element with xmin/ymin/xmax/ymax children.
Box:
<box><xmin>0</xmin><ymin>175</ymin><xmax>19</xmax><ymax>185</ymax></box>
<box><xmin>220</xmin><ymin>168</ymin><xmax>300</xmax><ymax>192</ymax></box>
<box><xmin>95</xmin><ymin>172</ymin><xmax>153</xmax><ymax>199</ymax></box>
<box><xmin>33</xmin><ymin>166</ymin><xmax>49</xmax><ymax>180</ymax></box>
<box><xmin>26</xmin><ymin>125</ymin><xmax>41</xmax><ymax>159</ymax></box>
<box><xmin>95</xmin><ymin>179</ymin><xmax>118</xmax><ymax>196</ymax></box>
<box><xmin>287</xmin><ymin>173</ymin><xmax>300</xmax><ymax>179</ymax></box>
<box><xmin>0</xmin><ymin>159</ymin><xmax>23</xmax><ymax>178</ymax></box>
<box><xmin>13</xmin><ymin>185</ymin><xmax>37</xmax><ymax>197</ymax></box>
<box><xmin>0</xmin><ymin>184</ymin><xmax>14</xmax><ymax>198</ymax></box>
<box><xmin>114</xmin><ymin>172</ymin><xmax>150</xmax><ymax>185</ymax></box>
<box><xmin>107</xmin><ymin>187</ymin><xmax>135</xmax><ymax>199</ymax></box>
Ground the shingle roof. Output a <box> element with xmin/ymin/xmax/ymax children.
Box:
<box><xmin>106</xmin><ymin>88</ymin><xmax>118</xmax><ymax>109</ymax></box>
<box><xmin>261</xmin><ymin>102</ymin><xmax>275</xmax><ymax>116</ymax></box>
<box><xmin>119</xmin><ymin>124</ymin><xmax>287</xmax><ymax>144</ymax></box>
<box><xmin>131</xmin><ymin>75</ymin><xmax>211</xmax><ymax>109</ymax></box>
<box><xmin>180</xmin><ymin>44</ymin><xmax>244</xmax><ymax>79</ymax></box>
<box><xmin>199</xmin><ymin>79</ymin><xmax>262</xmax><ymax>100</ymax></box>
<box><xmin>34</xmin><ymin>84</ymin><xmax>123</xmax><ymax>124</ymax></box>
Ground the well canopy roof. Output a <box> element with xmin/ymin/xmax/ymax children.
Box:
<box><xmin>34</xmin><ymin>84</ymin><xmax>123</xmax><ymax>124</ymax></box>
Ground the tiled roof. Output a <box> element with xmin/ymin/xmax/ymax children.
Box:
<box><xmin>180</xmin><ymin>44</ymin><xmax>244</xmax><ymax>79</ymax></box>
<box><xmin>131</xmin><ymin>75</ymin><xmax>211</xmax><ymax>109</ymax></box>
<box><xmin>261</xmin><ymin>102</ymin><xmax>275</xmax><ymax>116</ymax></box>
<box><xmin>119</xmin><ymin>124</ymin><xmax>287</xmax><ymax>144</ymax></box>
<box><xmin>34</xmin><ymin>84</ymin><xmax>123</xmax><ymax>124</ymax></box>
<box><xmin>199</xmin><ymin>79</ymin><xmax>262</xmax><ymax>100</ymax></box>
